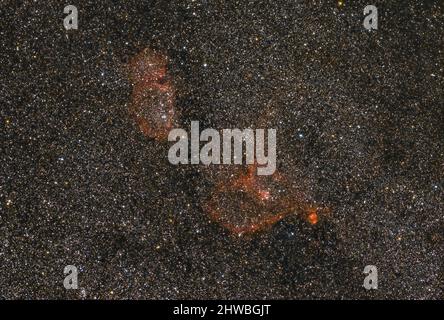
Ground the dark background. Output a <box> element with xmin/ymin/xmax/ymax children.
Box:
<box><xmin>0</xmin><ymin>0</ymin><xmax>443</xmax><ymax>299</ymax></box>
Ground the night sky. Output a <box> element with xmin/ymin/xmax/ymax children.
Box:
<box><xmin>0</xmin><ymin>0</ymin><xmax>443</xmax><ymax>299</ymax></box>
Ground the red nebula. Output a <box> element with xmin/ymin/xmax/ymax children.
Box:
<box><xmin>128</xmin><ymin>48</ymin><xmax>177</xmax><ymax>141</ymax></box>
<box><xmin>307</xmin><ymin>209</ymin><xmax>319</xmax><ymax>225</ymax></box>
<box><xmin>203</xmin><ymin>163</ymin><xmax>326</xmax><ymax>236</ymax></box>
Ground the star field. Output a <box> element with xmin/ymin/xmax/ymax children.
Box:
<box><xmin>0</xmin><ymin>0</ymin><xmax>443</xmax><ymax>299</ymax></box>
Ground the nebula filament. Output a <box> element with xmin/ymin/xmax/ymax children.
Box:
<box><xmin>128</xmin><ymin>48</ymin><xmax>177</xmax><ymax>141</ymax></box>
